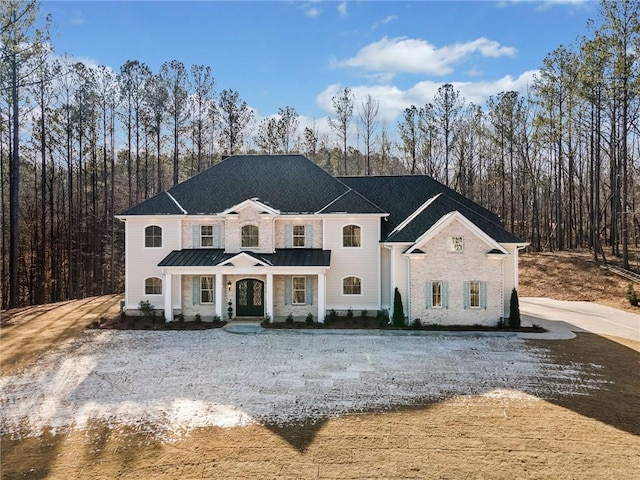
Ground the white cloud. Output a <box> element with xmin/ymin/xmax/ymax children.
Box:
<box><xmin>305</xmin><ymin>6</ymin><xmax>321</xmax><ymax>18</ymax></box>
<box><xmin>338</xmin><ymin>2</ymin><xmax>348</xmax><ymax>17</ymax></box>
<box><xmin>316</xmin><ymin>70</ymin><xmax>537</xmax><ymax>124</ymax></box>
<box><xmin>334</xmin><ymin>36</ymin><xmax>517</xmax><ymax>78</ymax></box>
<box><xmin>372</xmin><ymin>15</ymin><xmax>398</xmax><ymax>30</ymax></box>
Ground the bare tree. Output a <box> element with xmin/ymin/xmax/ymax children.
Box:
<box><xmin>358</xmin><ymin>94</ymin><xmax>379</xmax><ymax>175</ymax></box>
<box><xmin>327</xmin><ymin>87</ymin><xmax>354</xmax><ymax>175</ymax></box>
<box><xmin>218</xmin><ymin>89</ymin><xmax>254</xmax><ymax>155</ymax></box>
<box><xmin>160</xmin><ymin>60</ymin><xmax>189</xmax><ymax>185</ymax></box>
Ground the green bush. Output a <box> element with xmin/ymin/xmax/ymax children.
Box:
<box><xmin>305</xmin><ymin>313</ymin><xmax>314</xmax><ymax>325</ymax></box>
<box><xmin>377</xmin><ymin>310</ymin><xmax>389</xmax><ymax>328</ymax></box>
<box><xmin>392</xmin><ymin>288</ymin><xmax>405</xmax><ymax>327</ymax></box>
<box><xmin>361</xmin><ymin>309</ymin><xmax>368</xmax><ymax>319</ymax></box>
<box><xmin>176</xmin><ymin>313</ymin><xmax>186</xmax><ymax>323</ymax></box>
<box><xmin>193</xmin><ymin>313</ymin><xmax>200</xmax><ymax>323</ymax></box>
<box><xmin>508</xmin><ymin>288</ymin><xmax>521</xmax><ymax>328</ymax></box>
<box><xmin>627</xmin><ymin>284</ymin><xmax>639</xmax><ymax>306</ymax></box>
<box><xmin>346</xmin><ymin>308</ymin><xmax>354</xmax><ymax>319</ymax></box>
<box><xmin>411</xmin><ymin>318</ymin><xmax>421</xmax><ymax>328</ymax></box>
<box><xmin>285</xmin><ymin>313</ymin><xmax>294</xmax><ymax>324</ymax></box>
<box><xmin>138</xmin><ymin>300</ymin><xmax>154</xmax><ymax>320</ymax></box>
<box><xmin>327</xmin><ymin>309</ymin><xmax>339</xmax><ymax>324</ymax></box>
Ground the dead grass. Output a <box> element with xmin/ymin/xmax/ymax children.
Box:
<box><xmin>2</xmin><ymin>252</ymin><xmax>640</xmax><ymax>479</ymax></box>
<box><xmin>519</xmin><ymin>250</ymin><xmax>640</xmax><ymax>312</ymax></box>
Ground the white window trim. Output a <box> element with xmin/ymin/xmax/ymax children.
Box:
<box><xmin>292</xmin><ymin>276</ymin><xmax>306</xmax><ymax>305</ymax></box>
<box><xmin>342</xmin><ymin>276</ymin><xmax>363</xmax><ymax>296</ymax></box>
<box><xmin>342</xmin><ymin>224</ymin><xmax>363</xmax><ymax>249</ymax></box>
<box><xmin>144</xmin><ymin>225</ymin><xmax>163</xmax><ymax>249</ymax></box>
<box><xmin>200</xmin><ymin>275</ymin><xmax>214</xmax><ymax>304</ymax></box>
<box><xmin>144</xmin><ymin>276</ymin><xmax>163</xmax><ymax>296</ymax></box>
<box><xmin>241</xmin><ymin>224</ymin><xmax>259</xmax><ymax>248</ymax></box>
<box><xmin>200</xmin><ymin>225</ymin><xmax>214</xmax><ymax>248</ymax></box>
<box><xmin>292</xmin><ymin>225</ymin><xmax>306</xmax><ymax>248</ymax></box>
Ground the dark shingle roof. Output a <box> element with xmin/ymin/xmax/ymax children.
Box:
<box><xmin>339</xmin><ymin>175</ymin><xmax>522</xmax><ymax>243</ymax></box>
<box><xmin>158</xmin><ymin>248</ymin><xmax>331</xmax><ymax>267</ymax></box>
<box><xmin>121</xmin><ymin>155</ymin><xmax>383</xmax><ymax>216</ymax></box>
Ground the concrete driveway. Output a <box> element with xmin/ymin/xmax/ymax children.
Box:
<box><xmin>520</xmin><ymin>297</ymin><xmax>640</xmax><ymax>341</ymax></box>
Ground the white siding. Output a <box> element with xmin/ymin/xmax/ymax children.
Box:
<box><xmin>125</xmin><ymin>218</ymin><xmax>181</xmax><ymax>311</ymax></box>
<box><xmin>502</xmin><ymin>244</ymin><xmax>518</xmax><ymax>317</ymax></box>
<box><xmin>380</xmin><ymin>246</ymin><xmax>391</xmax><ymax>309</ymax></box>
<box><xmin>408</xmin><ymin>219</ymin><xmax>504</xmax><ymax>326</ymax></box>
<box><xmin>324</xmin><ymin>217</ymin><xmax>380</xmax><ymax>310</ymax></box>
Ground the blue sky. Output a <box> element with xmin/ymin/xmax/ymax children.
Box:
<box><xmin>42</xmin><ymin>0</ymin><xmax>599</xmax><ymax>134</ymax></box>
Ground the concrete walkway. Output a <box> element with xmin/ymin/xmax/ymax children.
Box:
<box><xmin>520</xmin><ymin>297</ymin><xmax>640</xmax><ymax>341</ymax></box>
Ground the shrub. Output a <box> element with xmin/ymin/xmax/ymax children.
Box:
<box><xmin>508</xmin><ymin>288</ymin><xmax>521</xmax><ymax>328</ymax></box>
<box><xmin>346</xmin><ymin>308</ymin><xmax>354</xmax><ymax>319</ymax></box>
<box><xmin>285</xmin><ymin>313</ymin><xmax>294</xmax><ymax>324</ymax></box>
<box><xmin>193</xmin><ymin>313</ymin><xmax>201</xmax><ymax>323</ymax></box>
<box><xmin>360</xmin><ymin>309</ymin><xmax>368</xmax><ymax>319</ymax></box>
<box><xmin>227</xmin><ymin>301</ymin><xmax>233</xmax><ymax>319</ymax></box>
<box><xmin>263</xmin><ymin>314</ymin><xmax>271</xmax><ymax>324</ymax></box>
<box><xmin>411</xmin><ymin>318</ymin><xmax>421</xmax><ymax>328</ymax></box>
<box><xmin>213</xmin><ymin>315</ymin><xmax>222</xmax><ymax>324</ymax></box>
<box><xmin>176</xmin><ymin>313</ymin><xmax>186</xmax><ymax>323</ymax></box>
<box><xmin>377</xmin><ymin>310</ymin><xmax>389</xmax><ymax>328</ymax></box>
<box><xmin>392</xmin><ymin>288</ymin><xmax>405</xmax><ymax>327</ymax></box>
<box><xmin>327</xmin><ymin>309</ymin><xmax>339</xmax><ymax>324</ymax></box>
<box><xmin>138</xmin><ymin>300</ymin><xmax>154</xmax><ymax>320</ymax></box>
<box><xmin>627</xmin><ymin>284</ymin><xmax>639</xmax><ymax>306</ymax></box>
<box><xmin>305</xmin><ymin>313</ymin><xmax>314</xmax><ymax>325</ymax></box>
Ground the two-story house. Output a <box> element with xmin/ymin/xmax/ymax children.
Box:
<box><xmin>117</xmin><ymin>154</ymin><xmax>527</xmax><ymax>325</ymax></box>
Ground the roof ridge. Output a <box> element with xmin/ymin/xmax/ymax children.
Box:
<box><xmin>165</xmin><ymin>191</ymin><xmax>187</xmax><ymax>214</ymax></box>
<box><xmin>389</xmin><ymin>193</ymin><xmax>441</xmax><ymax>236</ymax></box>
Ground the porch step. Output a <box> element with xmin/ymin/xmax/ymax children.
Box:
<box><xmin>222</xmin><ymin>322</ymin><xmax>264</xmax><ymax>334</ymax></box>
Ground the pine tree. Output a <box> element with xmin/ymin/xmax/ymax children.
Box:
<box><xmin>509</xmin><ymin>288</ymin><xmax>521</xmax><ymax>328</ymax></box>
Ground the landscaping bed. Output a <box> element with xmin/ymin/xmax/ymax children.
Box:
<box><xmin>88</xmin><ymin>314</ymin><xmax>227</xmax><ymax>331</ymax></box>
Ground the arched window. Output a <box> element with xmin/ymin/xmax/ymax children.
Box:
<box><xmin>145</xmin><ymin>225</ymin><xmax>162</xmax><ymax>248</ymax></box>
<box><xmin>241</xmin><ymin>224</ymin><xmax>259</xmax><ymax>248</ymax></box>
<box><xmin>145</xmin><ymin>277</ymin><xmax>162</xmax><ymax>295</ymax></box>
<box><xmin>342</xmin><ymin>225</ymin><xmax>361</xmax><ymax>247</ymax></box>
<box><xmin>343</xmin><ymin>276</ymin><xmax>362</xmax><ymax>295</ymax></box>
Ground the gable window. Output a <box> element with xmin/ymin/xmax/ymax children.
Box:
<box><xmin>201</xmin><ymin>276</ymin><xmax>214</xmax><ymax>303</ymax></box>
<box><xmin>145</xmin><ymin>225</ymin><xmax>162</xmax><ymax>248</ymax></box>
<box><xmin>292</xmin><ymin>276</ymin><xmax>306</xmax><ymax>305</ymax></box>
<box><xmin>343</xmin><ymin>276</ymin><xmax>362</xmax><ymax>295</ymax></box>
<box><xmin>145</xmin><ymin>277</ymin><xmax>162</xmax><ymax>295</ymax></box>
<box><xmin>201</xmin><ymin>225</ymin><xmax>214</xmax><ymax>247</ymax></box>
<box><xmin>241</xmin><ymin>224</ymin><xmax>259</xmax><ymax>248</ymax></box>
<box><xmin>343</xmin><ymin>225</ymin><xmax>361</xmax><ymax>247</ymax></box>
<box><xmin>293</xmin><ymin>225</ymin><xmax>306</xmax><ymax>247</ymax></box>
<box><xmin>448</xmin><ymin>236</ymin><xmax>464</xmax><ymax>252</ymax></box>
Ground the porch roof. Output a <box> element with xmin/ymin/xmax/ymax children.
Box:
<box><xmin>158</xmin><ymin>248</ymin><xmax>331</xmax><ymax>267</ymax></box>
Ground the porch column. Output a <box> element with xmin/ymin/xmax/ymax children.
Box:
<box><xmin>266</xmin><ymin>273</ymin><xmax>274</xmax><ymax>322</ymax></box>
<box><xmin>164</xmin><ymin>273</ymin><xmax>173</xmax><ymax>322</ymax></box>
<box><xmin>215</xmin><ymin>273</ymin><xmax>223</xmax><ymax>319</ymax></box>
<box><xmin>317</xmin><ymin>272</ymin><xmax>326</xmax><ymax>323</ymax></box>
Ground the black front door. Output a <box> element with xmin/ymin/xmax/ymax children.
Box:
<box><xmin>236</xmin><ymin>279</ymin><xmax>264</xmax><ymax>317</ymax></box>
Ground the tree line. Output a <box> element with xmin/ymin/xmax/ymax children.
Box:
<box><xmin>1</xmin><ymin>0</ymin><xmax>638</xmax><ymax>309</ymax></box>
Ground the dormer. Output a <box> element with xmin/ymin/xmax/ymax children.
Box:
<box><xmin>221</xmin><ymin>198</ymin><xmax>279</xmax><ymax>254</ymax></box>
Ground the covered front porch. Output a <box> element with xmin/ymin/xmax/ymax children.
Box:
<box><xmin>158</xmin><ymin>248</ymin><xmax>331</xmax><ymax>323</ymax></box>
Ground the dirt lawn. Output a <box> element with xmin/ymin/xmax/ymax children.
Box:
<box><xmin>2</xmin><ymin>254</ymin><xmax>640</xmax><ymax>479</ymax></box>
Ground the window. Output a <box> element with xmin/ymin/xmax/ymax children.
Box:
<box><xmin>469</xmin><ymin>281</ymin><xmax>481</xmax><ymax>308</ymax></box>
<box><xmin>448</xmin><ymin>236</ymin><xmax>464</xmax><ymax>252</ymax></box>
<box><xmin>145</xmin><ymin>225</ymin><xmax>162</xmax><ymax>248</ymax></box>
<box><xmin>201</xmin><ymin>225</ymin><xmax>214</xmax><ymax>247</ymax></box>
<box><xmin>241</xmin><ymin>224</ymin><xmax>259</xmax><ymax>248</ymax></box>
<box><xmin>201</xmin><ymin>276</ymin><xmax>214</xmax><ymax>303</ymax></box>
<box><xmin>145</xmin><ymin>277</ymin><xmax>162</xmax><ymax>295</ymax></box>
<box><xmin>343</xmin><ymin>225</ymin><xmax>361</xmax><ymax>247</ymax></box>
<box><xmin>292</xmin><ymin>276</ymin><xmax>306</xmax><ymax>304</ymax></box>
<box><xmin>293</xmin><ymin>225</ymin><xmax>306</xmax><ymax>247</ymax></box>
<box><xmin>343</xmin><ymin>276</ymin><xmax>362</xmax><ymax>295</ymax></box>
<box><xmin>432</xmin><ymin>281</ymin><xmax>443</xmax><ymax>307</ymax></box>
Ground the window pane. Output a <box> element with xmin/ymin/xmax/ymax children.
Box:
<box><xmin>145</xmin><ymin>277</ymin><xmax>162</xmax><ymax>295</ymax></box>
<box><xmin>470</xmin><ymin>281</ymin><xmax>480</xmax><ymax>307</ymax></box>
<box><xmin>201</xmin><ymin>276</ymin><xmax>214</xmax><ymax>303</ymax></box>
<box><xmin>241</xmin><ymin>225</ymin><xmax>259</xmax><ymax>247</ymax></box>
<box><xmin>343</xmin><ymin>225</ymin><xmax>361</xmax><ymax>247</ymax></box>
<box><xmin>201</xmin><ymin>225</ymin><xmax>213</xmax><ymax>247</ymax></box>
<box><xmin>292</xmin><ymin>276</ymin><xmax>306</xmax><ymax>304</ymax></box>
<box><xmin>432</xmin><ymin>281</ymin><xmax>442</xmax><ymax>307</ymax></box>
<box><xmin>293</xmin><ymin>225</ymin><xmax>305</xmax><ymax>247</ymax></box>
<box><xmin>343</xmin><ymin>276</ymin><xmax>361</xmax><ymax>295</ymax></box>
<box><xmin>145</xmin><ymin>226</ymin><xmax>162</xmax><ymax>248</ymax></box>
<box><xmin>238</xmin><ymin>281</ymin><xmax>248</xmax><ymax>305</ymax></box>
<box><xmin>253</xmin><ymin>284</ymin><xmax>263</xmax><ymax>306</ymax></box>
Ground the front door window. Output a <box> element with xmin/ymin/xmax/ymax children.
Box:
<box><xmin>236</xmin><ymin>279</ymin><xmax>264</xmax><ymax>317</ymax></box>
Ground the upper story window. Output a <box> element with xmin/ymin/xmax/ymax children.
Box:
<box><xmin>293</xmin><ymin>225</ymin><xmax>306</xmax><ymax>247</ymax></box>
<box><xmin>201</xmin><ymin>225</ymin><xmax>214</xmax><ymax>247</ymax></box>
<box><xmin>145</xmin><ymin>277</ymin><xmax>162</xmax><ymax>295</ymax></box>
<box><xmin>343</xmin><ymin>276</ymin><xmax>362</xmax><ymax>295</ymax></box>
<box><xmin>241</xmin><ymin>224</ymin><xmax>259</xmax><ymax>248</ymax></box>
<box><xmin>343</xmin><ymin>225</ymin><xmax>361</xmax><ymax>248</ymax></box>
<box><xmin>145</xmin><ymin>225</ymin><xmax>162</xmax><ymax>248</ymax></box>
<box><xmin>448</xmin><ymin>236</ymin><xmax>464</xmax><ymax>253</ymax></box>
